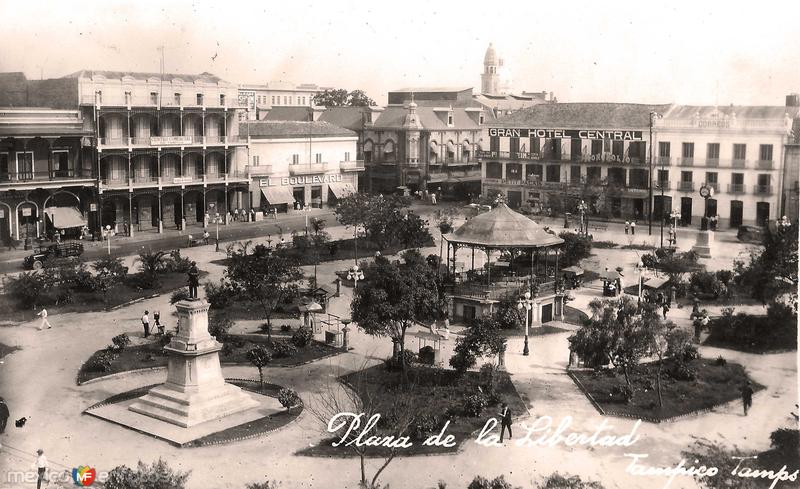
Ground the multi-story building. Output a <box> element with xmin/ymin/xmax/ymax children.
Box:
<box><xmin>76</xmin><ymin>70</ymin><xmax>250</xmax><ymax>234</ymax></box>
<box><xmin>363</xmin><ymin>89</ymin><xmax>490</xmax><ymax>195</ymax></box>
<box><xmin>479</xmin><ymin>98</ymin><xmax>800</xmax><ymax>228</ymax></box>
<box><xmin>238</xmin><ymin>82</ymin><xmax>331</xmax><ymax>121</ymax></box>
<box><xmin>653</xmin><ymin>102</ymin><xmax>798</xmax><ymax>227</ymax></box>
<box><xmin>783</xmin><ymin>101</ymin><xmax>800</xmax><ymax>222</ymax></box>
<box><xmin>243</xmin><ymin>121</ymin><xmax>362</xmax><ymax>212</ymax></box>
<box><xmin>479</xmin><ymin>103</ymin><xmax>666</xmax><ymax>216</ymax></box>
<box><xmin>0</xmin><ymin>106</ymin><xmax>95</xmax><ymax>241</ymax></box>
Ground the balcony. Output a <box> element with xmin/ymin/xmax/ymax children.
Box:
<box><xmin>756</xmin><ymin>160</ymin><xmax>774</xmax><ymax>170</ymax></box>
<box><xmin>705</xmin><ymin>158</ymin><xmax>720</xmax><ymax>168</ymax></box>
<box><xmin>246</xmin><ymin>165</ymin><xmax>274</xmax><ymax>176</ymax></box>
<box><xmin>101</xmin><ymin>173</ymin><xmax>243</xmax><ymax>189</ymax></box>
<box><xmin>678</xmin><ymin>157</ymin><xmax>694</xmax><ymax>167</ymax></box>
<box><xmin>754</xmin><ymin>185</ymin><xmax>773</xmax><ymax>195</ymax></box>
<box><xmin>678</xmin><ymin>181</ymin><xmax>695</xmax><ymax>191</ymax></box>
<box><xmin>731</xmin><ymin>159</ymin><xmax>747</xmax><ymax>169</ymax></box>
<box><xmin>289</xmin><ymin>163</ymin><xmax>328</xmax><ymax>175</ymax></box>
<box><xmin>340</xmin><ymin>160</ymin><xmax>366</xmax><ymax>172</ymax></box>
<box><xmin>0</xmin><ymin>170</ymin><xmax>97</xmax><ymax>186</ymax></box>
<box><xmin>657</xmin><ymin>157</ymin><xmax>672</xmax><ymax>166</ymax></box>
<box><xmin>728</xmin><ymin>184</ymin><xmax>746</xmax><ymax>194</ymax></box>
<box><xmin>98</xmin><ymin>134</ymin><xmax>245</xmax><ymax>149</ymax></box>
<box><xmin>655</xmin><ymin>180</ymin><xmax>671</xmax><ymax>190</ymax></box>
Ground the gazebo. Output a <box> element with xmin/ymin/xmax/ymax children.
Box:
<box><xmin>442</xmin><ymin>203</ymin><xmax>565</xmax><ymax>325</ymax></box>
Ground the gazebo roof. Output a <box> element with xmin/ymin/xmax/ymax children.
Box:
<box><xmin>444</xmin><ymin>203</ymin><xmax>564</xmax><ymax>248</ymax></box>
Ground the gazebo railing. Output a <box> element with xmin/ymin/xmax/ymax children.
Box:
<box><xmin>447</xmin><ymin>277</ymin><xmax>559</xmax><ymax>300</ymax></box>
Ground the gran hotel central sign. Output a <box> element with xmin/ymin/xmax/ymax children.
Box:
<box><xmin>488</xmin><ymin>128</ymin><xmax>644</xmax><ymax>141</ymax></box>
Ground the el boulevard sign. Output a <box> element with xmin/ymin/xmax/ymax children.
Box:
<box><xmin>489</xmin><ymin>128</ymin><xmax>644</xmax><ymax>141</ymax></box>
<box><xmin>259</xmin><ymin>174</ymin><xmax>343</xmax><ymax>187</ymax></box>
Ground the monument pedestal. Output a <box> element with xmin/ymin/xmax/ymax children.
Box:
<box><xmin>129</xmin><ymin>299</ymin><xmax>258</xmax><ymax>428</ymax></box>
<box><xmin>691</xmin><ymin>229</ymin><xmax>714</xmax><ymax>258</ymax></box>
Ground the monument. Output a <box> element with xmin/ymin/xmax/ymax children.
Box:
<box><xmin>128</xmin><ymin>298</ymin><xmax>259</xmax><ymax>428</ymax></box>
<box><xmin>691</xmin><ymin>184</ymin><xmax>715</xmax><ymax>258</ymax></box>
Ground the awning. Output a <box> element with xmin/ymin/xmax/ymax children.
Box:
<box><xmin>383</xmin><ymin>140</ymin><xmax>395</xmax><ymax>153</ymax></box>
<box><xmin>260</xmin><ymin>186</ymin><xmax>295</xmax><ymax>205</ymax></box>
<box><xmin>447</xmin><ymin>141</ymin><xmax>455</xmax><ymax>152</ymax></box>
<box><xmin>477</xmin><ymin>139</ymin><xmax>486</xmax><ymax>151</ymax></box>
<box><xmin>462</xmin><ymin>141</ymin><xmax>471</xmax><ymax>149</ymax></box>
<box><xmin>328</xmin><ymin>182</ymin><xmax>356</xmax><ymax>199</ymax></box>
<box><xmin>429</xmin><ymin>140</ymin><xmax>438</xmax><ymax>151</ymax></box>
<box><xmin>45</xmin><ymin>207</ymin><xmax>86</xmax><ymax>229</ymax></box>
<box><xmin>363</xmin><ymin>140</ymin><xmax>374</xmax><ymax>152</ymax></box>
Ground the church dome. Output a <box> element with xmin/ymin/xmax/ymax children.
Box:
<box><xmin>484</xmin><ymin>43</ymin><xmax>498</xmax><ymax>65</ymax></box>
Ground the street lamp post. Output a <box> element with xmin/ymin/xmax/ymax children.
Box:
<box><xmin>636</xmin><ymin>260</ymin><xmax>645</xmax><ymax>300</ymax></box>
<box><xmin>341</xmin><ymin>318</ymin><xmax>352</xmax><ymax>350</ymax></box>
<box><xmin>516</xmin><ymin>291</ymin><xmax>532</xmax><ymax>356</ymax></box>
<box><xmin>302</xmin><ymin>204</ymin><xmax>311</xmax><ymax>235</ymax></box>
<box><xmin>105</xmin><ymin>224</ymin><xmax>111</xmax><ymax>255</ymax></box>
<box><xmin>577</xmin><ymin>200</ymin><xmax>588</xmax><ymax>236</ymax></box>
<box><xmin>214</xmin><ymin>212</ymin><xmax>221</xmax><ymax>252</ymax></box>
<box><xmin>347</xmin><ymin>264</ymin><xmax>364</xmax><ymax>289</ymax></box>
<box><xmin>648</xmin><ymin>111</ymin><xmax>662</xmax><ymax>236</ymax></box>
<box><xmin>669</xmin><ymin>210</ymin><xmax>681</xmax><ymax>246</ymax></box>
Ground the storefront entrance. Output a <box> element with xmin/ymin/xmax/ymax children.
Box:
<box><xmin>680</xmin><ymin>197</ymin><xmax>693</xmax><ymax>225</ymax></box>
<box><xmin>507</xmin><ymin>191</ymin><xmax>522</xmax><ymax>209</ymax></box>
<box><xmin>730</xmin><ymin>200</ymin><xmax>743</xmax><ymax>227</ymax></box>
<box><xmin>756</xmin><ymin>202</ymin><xmax>770</xmax><ymax>226</ymax></box>
<box><xmin>292</xmin><ymin>187</ymin><xmax>305</xmax><ymax>209</ymax></box>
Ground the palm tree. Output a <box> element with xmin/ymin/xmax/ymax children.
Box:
<box><xmin>135</xmin><ymin>249</ymin><xmax>168</xmax><ymax>289</ymax></box>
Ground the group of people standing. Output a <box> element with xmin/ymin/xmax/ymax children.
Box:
<box><xmin>624</xmin><ymin>220</ymin><xmax>637</xmax><ymax>235</ymax></box>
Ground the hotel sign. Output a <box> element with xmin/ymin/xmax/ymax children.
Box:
<box><xmin>151</xmin><ymin>136</ymin><xmax>193</xmax><ymax>146</ymax></box>
<box><xmin>259</xmin><ymin>174</ymin><xmax>343</xmax><ymax>187</ymax></box>
<box><xmin>489</xmin><ymin>128</ymin><xmax>644</xmax><ymax>141</ymax></box>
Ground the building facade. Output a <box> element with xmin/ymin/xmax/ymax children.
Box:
<box><xmin>479</xmin><ymin>100</ymin><xmax>800</xmax><ymax>228</ymax></box>
<box><xmin>238</xmin><ymin>83</ymin><xmax>331</xmax><ymax>121</ymax></box>
<box><xmin>74</xmin><ymin>70</ymin><xmax>250</xmax><ymax>234</ymax></box>
<box><xmin>244</xmin><ymin>121</ymin><xmax>362</xmax><ymax>212</ymax></box>
<box><xmin>652</xmin><ymin>103</ymin><xmax>798</xmax><ymax>227</ymax></box>
<box><xmin>0</xmin><ymin>107</ymin><xmax>95</xmax><ymax>241</ymax></box>
<box><xmin>363</xmin><ymin>90</ymin><xmax>489</xmax><ymax>195</ymax></box>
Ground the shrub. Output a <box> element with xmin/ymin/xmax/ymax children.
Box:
<box><xmin>467</xmin><ymin>475</ymin><xmax>518</xmax><ymax>489</ymax></box>
<box><xmin>689</xmin><ymin>271</ymin><xmax>724</xmax><ymax>299</ymax></box>
<box><xmin>277</xmin><ymin>388</ymin><xmax>300</xmax><ymax>409</ymax></box>
<box><xmin>591</xmin><ymin>240</ymin><xmax>618</xmax><ymax>249</ymax></box>
<box><xmin>92</xmin><ymin>256</ymin><xmax>128</xmax><ymax>279</ymax></box>
<box><xmin>159</xmin><ymin>331</ymin><xmax>174</xmax><ymax>347</ymax></box>
<box><xmin>208</xmin><ymin>315</ymin><xmax>234</xmax><ymax>340</ymax></box>
<box><xmin>291</xmin><ymin>326</ymin><xmax>313</xmax><ymax>348</ymax></box>
<box><xmin>271</xmin><ymin>340</ymin><xmax>298</xmax><ymax>358</ymax></box>
<box><xmin>170</xmin><ymin>288</ymin><xmax>191</xmax><ymax>304</ymax></box>
<box><xmin>418</xmin><ymin>345</ymin><xmax>436</xmax><ymax>365</ymax></box>
<box><xmin>204</xmin><ymin>280</ymin><xmax>236</xmax><ymax>309</ymax></box>
<box><xmin>246</xmin><ymin>482</ymin><xmax>281</xmax><ymax>489</ymax></box>
<box><xmin>715</xmin><ymin>269</ymin><xmax>734</xmax><ymax>286</ymax></box>
<box><xmin>166</xmin><ymin>249</ymin><xmax>192</xmax><ymax>273</ymax></box>
<box><xmin>6</xmin><ymin>271</ymin><xmax>49</xmax><ymax>309</ymax></box>
<box><xmin>384</xmin><ymin>349</ymin><xmax>417</xmax><ymax>370</ymax></box>
<box><xmin>542</xmin><ymin>472</ymin><xmax>605</xmax><ymax>489</ymax></box>
<box><xmin>462</xmin><ymin>392</ymin><xmax>488</xmax><ymax>417</ymax></box>
<box><xmin>486</xmin><ymin>390</ymin><xmax>502</xmax><ymax>406</ymax></box>
<box><xmin>412</xmin><ymin>413</ymin><xmax>441</xmax><ymax>441</ymax></box>
<box><xmin>89</xmin><ymin>350</ymin><xmax>116</xmax><ymax>372</ymax></box>
<box><xmin>105</xmin><ymin>459</ymin><xmax>190</xmax><ymax>489</ymax></box>
<box><xmin>558</xmin><ymin>231</ymin><xmax>592</xmax><ymax>268</ymax></box>
<box><xmin>280</xmin><ymin>324</ymin><xmax>292</xmax><ymax>332</ymax></box>
<box><xmin>449</xmin><ymin>350</ymin><xmax>476</xmax><ymax>375</ymax></box>
<box><xmin>111</xmin><ymin>333</ymin><xmax>131</xmax><ymax>351</ymax></box>
<box><xmin>55</xmin><ymin>288</ymin><xmax>74</xmax><ymax>305</ymax></box>
<box><xmin>610</xmin><ymin>383</ymin><xmax>634</xmax><ymax>404</ymax></box>
<box><xmin>668</xmin><ymin>362</ymin><xmax>697</xmax><ymax>381</ymax></box>
<box><xmin>715</xmin><ymin>355</ymin><xmax>727</xmax><ymax>366</ymax></box>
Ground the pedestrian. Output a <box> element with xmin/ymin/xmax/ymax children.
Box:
<box><xmin>630</xmin><ymin>221</ymin><xmax>636</xmax><ymax>235</ymax></box>
<box><xmin>741</xmin><ymin>380</ymin><xmax>754</xmax><ymax>416</ymax></box>
<box><xmin>624</xmin><ymin>220</ymin><xmax>630</xmax><ymax>234</ymax></box>
<box><xmin>34</xmin><ymin>449</ymin><xmax>48</xmax><ymax>489</ymax></box>
<box><xmin>153</xmin><ymin>310</ymin><xmax>163</xmax><ymax>335</ymax></box>
<box><xmin>37</xmin><ymin>308</ymin><xmax>51</xmax><ymax>330</ymax></box>
<box><xmin>498</xmin><ymin>402</ymin><xmax>512</xmax><ymax>442</ymax></box>
<box><xmin>662</xmin><ymin>302</ymin><xmax>669</xmax><ymax>318</ymax></box>
<box><xmin>187</xmin><ymin>234</ymin><xmax>194</xmax><ymax>247</ymax></box>
<box><xmin>251</xmin><ymin>208</ymin><xmax>256</xmax><ymax>222</ymax></box>
<box><xmin>141</xmin><ymin>310</ymin><xmax>150</xmax><ymax>338</ymax></box>
<box><xmin>203</xmin><ymin>229</ymin><xmax>210</xmax><ymax>245</ymax></box>
<box><xmin>0</xmin><ymin>396</ymin><xmax>8</xmax><ymax>434</ymax></box>
<box><xmin>431</xmin><ymin>192</ymin><xmax>437</xmax><ymax>205</ymax></box>
<box><xmin>188</xmin><ymin>262</ymin><xmax>200</xmax><ymax>299</ymax></box>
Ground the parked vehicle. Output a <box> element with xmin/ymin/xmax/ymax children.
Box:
<box><xmin>23</xmin><ymin>242</ymin><xmax>85</xmax><ymax>270</ymax></box>
<box><xmin>736</xmin><ymin>225</ymin><xmax>764</xmax><ymax>244</ymax></box>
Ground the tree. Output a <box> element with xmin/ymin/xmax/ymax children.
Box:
<box><xmin>105</xmin><ymin>458</ymin><xmax>190</xmax><ymax>489</ymax></box>
<box><xmin>558</xmin><ymin>231</ymin><xmax>592</xmax><ymax>268</ymax></box>
<box><xmin>568</xmin><ymin>296</ymin><xmax>651</xmax><ymax>395</ymax></box>
<box><xmin>307</xmin><ymin>362</ymin><xmax>418</xmax><ymax>489</ymax></box>
<box><xmin>247</xmin><ymin>346</ymin><xmax>272</xmax><ymax>388</ymax></box>
<box><xmin>396</xmin><ymin>212</ymin><xmax>432</xmax><ymax>249</ymax></box>
<box><xmin>135</xmin><ymin>249</ymin><xmax>169</xmax><ymax>289</ymax></box>
<box><xmin>334</xmin><ymin>193</ymin><xmax>416</xmax><ymax>250</ymax></box>
<box><xmin>351</xmin><ymin>255</ymin><xmax>440</xmax><ymax>375</ymax></box>
<box><xmin>6</xmin><ymin>271</ymin><xmax>48</xmax><ymax>310</ymax></box>
<box><xmin>313</xmin><ymin>88</ymin><xmax>376</xmax><ymax>107</ymax></box>
<box><xmin>225</xmin><ymin>242</ymin><xmax>303</xmax><ymax>341</ymax></box>
<box><xmin>734</xmin><ymin>221</ymin><xmax>798</xmax><ymax>304</ymax></box>
<box><xmin>450</xmin><ymin>316</ymin><xmax>507</xmax><ymax>375</ymax></box>
<box><xmin>642</xmin><ymin>305</ymin><xmax>678</xmax><ymax>408</ymax></box>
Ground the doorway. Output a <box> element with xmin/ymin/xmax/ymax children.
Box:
<box><xmin>632</xmin><ymin>199</ymin><xmax>644</xmax><ymax>219</ymax></box>
<box><xmin>541</xmin><ymin>303</ymin><xmax>553</xmax><ymax>323</ymax></box>
<box><xmin>293</xmin><ymin>187</ymin><xmax>306</xmax><ymax>208</ymax></box>
<box><xmin>680</xmin><ymin>197</ymin><xmax>693</xmax><ymax>225</ymax></box>
<box><xmin>730</xmin><ymin>200</ymin><xmax>743</xmax><ymax>227</ymax></box>
<box><xmin>756</xmin><ymin>202</ymin><xmax>770</xmax><ymax>226</ymax></box>
<box><xmin>507</xmin><ymin>190</ymin><xmax>522</xmax><ymax>209</ymax></box>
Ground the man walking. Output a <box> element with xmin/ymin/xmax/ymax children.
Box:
<box><xmin>141</xmin><ymin>310</ymin><xmax>150</xmax><ymax>338</ymax></box>
<box><xmin>741</xmin><ymin>380</ymin><xmax>754</xmax><ymax>416</ymax></box>
<box><xmin>34</xmin><ymin>449</ymin><xmax>48</xmax><ymax>489</ymax></box>
<box><xmin>624</xmin><ymin>220</ymin><xmax>630</xmax><ymax>235</ymax></box>
<box><xmin>498</xmin><ymin>402</ymin><xmax>512</xmax><ymax>443</ymax></box>
<box><xmin>37</xmin><ymin>308</ymin><xmax>51</xmax><ymax>330</ymax></box>
<box><xmin>630</xmin><ymin>220</ymin><xmax>636</xmax><ymax>235</ymax></box>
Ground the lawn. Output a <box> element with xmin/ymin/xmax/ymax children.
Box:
<box><xmin>0</xmin><ymin>271</ymin><xmax>204</xmax><ymax>324</ymax></box>
<box><xmin>298</xmin><ymin>364</ymin><xmax>527</xmax><ymax>457</ymax></box>
<box><xmin>77</xmin><ymin>334</ymin><xmax>342</xmax><ymax>384</ymax></box>
<box><xmin>570</xmin><ymin>358</ymin><xmax>763</xmax><ymax>421</ymax></box>
<box><xmin>563</xmin><ymin>305</ymin><xmax>589</xmax><ymax>325</ymax></box>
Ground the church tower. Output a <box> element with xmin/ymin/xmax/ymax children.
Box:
<box><xmin>481</xmin><ymin>43</ymin><xmax>499</xmax><ymax>95</ymax></box>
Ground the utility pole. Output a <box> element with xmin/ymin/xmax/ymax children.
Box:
<box><xmin>648</xmin><ymin>111</ymin><xmax>663</xmax><ymax>236</ymax></box>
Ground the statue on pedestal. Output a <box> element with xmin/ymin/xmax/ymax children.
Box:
<box><xmin>187</xmin><ymin>262</ymin><xmax>200</xmax><ymax>299</ymax></box>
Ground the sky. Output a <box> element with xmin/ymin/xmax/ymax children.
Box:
<box><xmin>1</xmin><ymin>0</ymin><xmax>798</xmax><ymax>106</ymax></box>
